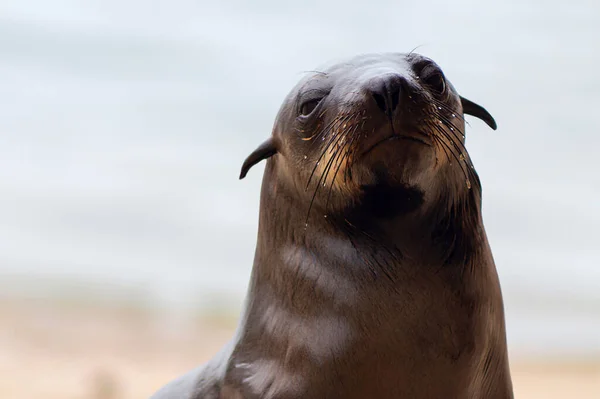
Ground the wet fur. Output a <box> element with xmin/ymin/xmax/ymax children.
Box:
<box><xmin>151</xmin><ymin>52</ymin><xmax>513</xmax><ymax>399</ymax></box>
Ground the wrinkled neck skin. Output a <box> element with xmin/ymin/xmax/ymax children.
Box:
<box><xmin>222</xmin><ymin>158</ymin><xmax>512</xmax><ymax>399</ymax></box>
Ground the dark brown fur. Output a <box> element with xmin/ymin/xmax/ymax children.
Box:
<box><xmin>151</xmin><ymin>52</ymin><xmax>513</xmax><ymax>399</ymax></box>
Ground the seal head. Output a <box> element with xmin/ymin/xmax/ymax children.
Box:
<box><xmin>240</xmin><ymin>53</ymin><xmax>496</xmax><ymax>225</ymax></box>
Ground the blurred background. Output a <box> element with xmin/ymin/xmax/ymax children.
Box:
<box><xmin>0</xmin><ymin>0</ymin><xmax>598</xmax><ymax>398</ymax></box>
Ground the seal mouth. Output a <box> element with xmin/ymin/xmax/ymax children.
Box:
<box><xmin>361</xmin><ymin>134</ymin><xmax>432</xmax><ymax>157</ymax></box>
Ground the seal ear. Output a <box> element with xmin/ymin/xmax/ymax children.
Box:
<box><xmin>239</xmin><ymin>138</ymin><xmax>278</xmax><ymax>179</ymax></box>
<box><xmin>460</xmin><ymin>96</ymin><xmax>497</xmax><ymax>130</ymax></box>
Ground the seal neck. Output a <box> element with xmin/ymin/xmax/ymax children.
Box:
<box><xmin>252</xmin><ymin>159</ymin><xmax>485</xmax><ymax>285</ymax></box>
<box><xmin>226</xmin><ymin>160</ymin><xmax>497</xmax><ymax>394</ymax></box>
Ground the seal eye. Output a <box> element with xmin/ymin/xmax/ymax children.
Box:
<box><xmin>423</xmin><ymin>71</ymin><xmax>446</xmax><ymax>95</ymax></box>
<box><xmin>300</xmin><ymin>99</ymin><xmax>321</xmax><ymax>116</ymax></box>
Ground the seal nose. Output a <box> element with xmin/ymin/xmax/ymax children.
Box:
<box><xmin>368</xmin><ymin>75</ymin><xmax>403</xmax><ymax>116</ymax></box>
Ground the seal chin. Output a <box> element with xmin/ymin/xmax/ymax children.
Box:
<box><xmin>351</xmin><ymin>130</ymin><xmax>435</xmax><ymax>189</ymax></box>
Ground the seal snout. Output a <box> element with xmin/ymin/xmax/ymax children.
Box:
<box><xmin>366</xmin><ymin>74</ymin><xmax>407</xmax><ymax>117</ymax></box>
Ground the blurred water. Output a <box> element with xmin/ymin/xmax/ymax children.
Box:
<box><xmin>0</xmin><ymin>0</ymin><xmax>598</xmax><ymax>356</ymax></box>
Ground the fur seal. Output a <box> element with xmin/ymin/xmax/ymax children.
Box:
<box><xmin>151</xmin><ymin>52</ymin><xmax>513</xmax><ymax>398</ymax></box>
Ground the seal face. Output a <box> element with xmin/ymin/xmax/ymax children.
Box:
<box><xmin>241</xmin><ymin>53</ymin><xmax>496</xmax><ymax>224</ymax></box>
<box><xmin>151</xmin><ymin>53</ymin><xmax>513</xmax><ymax>399</ymax></box>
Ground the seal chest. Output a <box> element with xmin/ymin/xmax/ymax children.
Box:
<box><xmin>150</xmin><ymin>52</ymin><xmax>513</xmax><ymax>399</ymax></box>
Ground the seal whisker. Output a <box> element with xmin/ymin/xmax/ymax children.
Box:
<box><xmin>311</xmin><ymin>113</ymin><xmax>354</xmax><ymax>150</ymax></box>
<box><xmin>429</xmin><ymin>117</ymin><xmax>472</xmax><ymax>171</ymax></box>
<box><xmin>407</xmin><ymin>44</ymin><xmax>425</xmax><ymax>57</ymax></box>
<box><xmin>344</xmin><ymin>116</ymin><xmax>370</xmax><ymax>180</ymax></box>
<box><xmin>343</xmin><ymin>218</ymin><xmax>403</xmax><ymax>263</ymax></box>
<box><xmin>432</xmin><ymin>133</ymin><xmax>453</xmax><ymax>165</ymax></box>
<box><xmin>319</xmin><ymin>130</ymin><xmax>348</xmax><ymax>191</ymax></box>
<box><xmin>308</xmin><ymin>114</ymin><xmax>355</xmax><ymax>170</ymax></box>
<box><xmin>434</xmin><ymin>111</ymin><xmax>469</xmax><ymax>148</ymax></box>
<box><xmin>339</xmin><ymin>219</ymin><xmax>400</xmax><ymax>283</ymax></box>
<box><xmin>324</xmin><ymin>123</ymin><xmax>362</xmax><ymax>212</ymax></box>
<box><xmin>430</xmin><ymin>98</ymin><xmax>473</xmax><ymax>130</ymax></box>
<box><xmin>316</xmin><ymin>115</ymin><xmax>357</xmax><ymax>188</ymax></box>
<box><xmin>430</xmin><ymin>115</ymin><xmax>470</xmax><ymax>166</ymax></box>
<box><xmin>430</xmin><ymin>124</ymin><xmax>466</xmax><ymax>168</ymax></box>
<box><xmin>430</xmin><ymin>98</ymin><xmax>466</xmax><ymax>122</ymax></box>
<box><xmin>433</xmin><ymin>111</ymin><xmax>465</xmax><ymax>140</ymax></box>
<box><xmin>434</xmin><ymin>109</ymin><xmax>465</xmax><ymax>132</ymax></box>
<box><xmin>306</xmin><ymin>111</ymin><xmax>362</xmax><ymax>187</ymax></box>
<box><xmin>304</xmin><ymin>114</ymin><xmax>358</xmax><ymax>226</ymax></box>
<box><xmin>300</xmin><ymin>70</ymin><xmax>328</xmax><ymax>76</ymax></box>
<box><xmin>430</xmin><ymin>124</ymin><xmax>474</xmax><ymax>189</ymax></box>
<box><xmin>301</xmin><ymin>113</ymin><xmax>343</xmax><ymax>142</ymax></box>
<box><xmin>427</xmin><ymin>103</ymin><xmax>471</xmax><ymax>157</ymax></box>
<box><xmin>339</xmin><ymin>224</ymin><xmax>378</xmax><ymax>279</ymax></box>
<box><xmin>304</xmin><ymin>115</ymin><xmax>349</xmax><ymax>191</ymax></box>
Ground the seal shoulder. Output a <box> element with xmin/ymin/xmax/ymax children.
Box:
<box><xmin>149</xmin><ymin>341</ymin><xmax>236</xmax><ymax>399</ymax></box>
<box><xmin>149</xmin><ymin>364</ymin><xmax>220</xmax><ymax>399</ymax></box>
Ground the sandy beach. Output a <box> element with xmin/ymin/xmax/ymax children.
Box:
<box><xmin>1</xmin><ymin>299</ymin><xmax>598</xmax><ymax>399</ymax></box>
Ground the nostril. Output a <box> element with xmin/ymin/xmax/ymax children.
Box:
<box><xmin>389</xmin><ymin>86</ymin><xmax>400</xmax><ymax>111</ymax></box>
<box><xmin>369</xmin><ymin>75</ymin><xmax>403</xmax><ymax>116</ymax></box>
<box><xmin>373</xmin><ymin>92</ymin><xmax>387</xmax><ymax>114</ymax></box>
